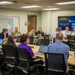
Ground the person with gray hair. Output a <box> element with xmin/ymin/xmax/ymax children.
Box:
<box><xmin>36</xmin><ymin>27</ymin><xmax>44</xmax><ymax>36</ymax></box>
<box><xmin>48</xmin><ymin>32</ymin><xmax>70</xmax><ymax>66</ymax></box>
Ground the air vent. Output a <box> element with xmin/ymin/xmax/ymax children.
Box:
<box><xmin>13</xmin><ymin>1</ymin><xmax>18</xmax><ymax>3</ymax></box>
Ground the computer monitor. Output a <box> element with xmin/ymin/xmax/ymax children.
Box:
<box><xmin>0</xmin><ymin>39</ymin><xmax>3</xmax><ymax>45</ymax></box>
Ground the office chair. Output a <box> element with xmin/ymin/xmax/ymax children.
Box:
<box><xmin>2</xmin><ymin>45</ymin><xmax>18</xmax><ymax>75</ymax></box>
<box><xmin>41</xmin><ymin>39</ymin><xmax>50</xmax><ymax>46</ymax></box>
<box><xmin>67</xmin><ymin>36</ymin><xmax>75</xmax><ymax>50</ymax></box>
<box><xmin>44</xmin><ymin>53</ymin><xmax>68</xmax><ymax>75</ymax></box>
<box><xmin>16</xmin><ymin>47</ymin><xmax>35</xmax><ymax>75</ymax></box>
<box><xmin>16</xmin><ymin>36</ymin><xmax>21</xmax><ymax>42</ymax></box>
<box><xmin>29</xmin><ymin>36</ymin><xmax>34</xmax><ymax>44</ymax></box>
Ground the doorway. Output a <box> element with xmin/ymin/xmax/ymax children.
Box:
<box><xmin>28</xmin><ymin>15</ymin><xmax>37</xmax><ymax>32</ymax></box>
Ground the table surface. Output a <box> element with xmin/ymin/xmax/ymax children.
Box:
<box><xmin>16</xmin><ymin>43</ymin><xmax>75</xmax><ymax>66</ymax></box>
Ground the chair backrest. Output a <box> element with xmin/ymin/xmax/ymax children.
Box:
<box><xmin>44</xmin><ymin>35</ymin><xmax>49</xmax><ymax>39</ymax></box>
<box><xmin>16</xmin><ymin>47</ymin><xmax>30</xmax><ymax>70</ymax></box>
<box><xmin>41</xmin><ymin>39</ymin><xmax>50</xmax><ymax>46</ymax></box>
<box><xmin>68</xmin><ymin>36</ymin><xmax>75</xmax><ymax>43</ymax></box>
<box><xmin>44</xmin><ymin>53</ymin><xmax>66</xmax><ymax>75</ymax></box>
<box><xmin>16</xmin><ymin>36</ymin><xmax>21</xmax><ymax>42</ymax></box>
<box><xmin>2</xmin><ymin>45</ymin><xmax>18</xmax><ymax>65</ymax></box>
<box><xmin>29</xmin><ymin>36</ymin><xmax>34</xmax><ymax>44</ymax></box>
<box><xmin>67</xmin><ymin>36</ymin><xmax>75</xmax><ymax>50</ymax></box>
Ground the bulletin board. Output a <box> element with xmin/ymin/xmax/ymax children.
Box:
<box><xmin>0</xmin><ymin>16</ymin><xmax>20</xmax><ymax>34</ymax></box>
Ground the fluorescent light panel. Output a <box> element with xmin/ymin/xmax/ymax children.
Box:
<box><xmin>0</xmin><ymin>1</ymin><xmax>13</xmax><ymax>5</ymax></box>
<box><xmin>21</xmin><ymin>5</ymin><xmax>41</xmax><ymax>8</ymax></box>
<box><xmin>43</xmin><ymin>8</ymin><xmax>60</xmax><ymax>10</ymax></box>
<box><xmin>56</xmin><ymin>1</ymin><xmax>75</xmax><ymax>5</ymax></box>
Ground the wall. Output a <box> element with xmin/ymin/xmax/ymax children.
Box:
<box><xmin>0</xmin><ymin>8</ymin><xmax>75</xmax><ymax>34</ymax></box>
<box><xmin>52</xmin><ymin>10</ymin><xmax>75</xmax><ymax>33</ymax></box>
<box><xmin>41</xmin><ymin>10</ymin><xmax>75</xmax><ymax>34</ymax></box>
<box><xmin>41</xmin><ymin>11</ymin><xmax>52</xmax><ymax>34</ymax></box>
<box><xmin>0</xmin><ymin>8</ymin><xmax>41</xmax><ymax>34</ymax></box>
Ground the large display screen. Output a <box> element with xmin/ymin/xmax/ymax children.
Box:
<box><xmin>58</xmin><ymin>16</ymin><xmax>75</xmax><ymax>30</ymax></box>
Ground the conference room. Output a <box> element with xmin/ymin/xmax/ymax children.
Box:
<box><xmin>0</xmin><ymin>0</ymin><xmax>75</xmax><ymax>75</ymax></box>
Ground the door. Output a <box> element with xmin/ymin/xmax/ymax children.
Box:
<box><xmin>28</xmin><ymin>15</ymin><xmax>37</xmax><ymax>32</ymax></box>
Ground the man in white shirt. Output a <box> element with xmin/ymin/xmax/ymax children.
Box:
<box><xmin>51</xmin><ymin>28</ymin><xmax>60</xmax><ymax>38</ymax></box>
<box><xmin>62</xmin><ymin>27</ymin><xmax>71</xmax><ymax>38</ymax></box>
<box><xmin>71</xmin><ymin>28</ymin><xmax>75</xmax><ymax>36</ymax></box>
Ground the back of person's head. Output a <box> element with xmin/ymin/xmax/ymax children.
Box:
<box><xmin>2</xmin><ymin>28</ymin><xmax>8</xmax><ymax>33</ymax></box>
<box><xmin>30</xmin><ymin>27</ymin><xmax>35</xmax><ymax>32</ymax></box>
<box><xmin>55</xmin><ymin>32</ymin><xmax>63</xmax><ymax>41</ymax></box>
<box><xmin>20</xmin><ymin>34</ymin><xmax>29</xmax><ymax>43</ymax></box>
<box><xmin>56</xmin><ymin>28</ymin><xmax>60</xmax><ymax>32</ymax></box>
<box><xmin>5</xmin><ymin>35</ymin><xmax>15</xmax><ymax>45</ymax></box>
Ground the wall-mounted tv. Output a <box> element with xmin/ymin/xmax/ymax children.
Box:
<box><xmin>58</xmin><ymin>16</ymin><xmax>75</xmax><ymax>30</ymax></box>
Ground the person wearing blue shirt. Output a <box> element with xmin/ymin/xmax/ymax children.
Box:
<box><xmin>51</xmin><ymin>28</ymin><xmax>60</xmax><ymax>38</ymax></box>
<box><xmin>48</xmin><ymin>32</ymin><xmax>70</xmax><ymax>66</ymax></box>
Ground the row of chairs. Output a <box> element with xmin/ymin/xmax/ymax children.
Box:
<box><xmin>17</xmin><ymin>36</ymin><xmax>50</xmax><ymax>46</ymax></box>
<box><xmin>2</xmin><ymin>45</ymin><xmax>34</xmax><ymax>75</ymax></box>
<box><xmin>67</xmin><ymin>36</ymin><xmax>75</xmax><ymax>50</ymax></box>
<box><xmin>1</xmin><ymin>45</ymin><xmax>70</xmax><ymax>75</ymax></box>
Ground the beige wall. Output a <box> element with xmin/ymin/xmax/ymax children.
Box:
<box><xmin>0</xmin><ymin>8</ymin><xmax>75</xmax><ymax>35</ymax></box>
<box><xmin>41</xmin><ymin>11</ymin><xmax>52</xmax><ymax>34</ymax></box>
<box><xmin>41</xmin><ymin>10</ymin><xmax>75</xmax><ymax>34</ymax></box>
<box><xmin>0</xmin><ymin>8</ymin><xmax>41</xmax><ymax>34</ymax></box>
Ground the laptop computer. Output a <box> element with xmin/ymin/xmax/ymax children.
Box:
<box><xmin>37</xmin><ymin>34</ymin><xmax>41</xmax><ymax>37</ymax></box>
<box><xmin>35</xmin><ymin>45</ymin><xmax>48</xmax><ymax>55</ymax></box>
<box><xmin>0</xmin><ymin>39</ymin><xmax>3</xmax><ymax>45</ymax></box>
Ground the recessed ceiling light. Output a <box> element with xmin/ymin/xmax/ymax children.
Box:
<box><xmin>21</xmin><ymin>5</ymin><xmax>41</xmax><ymax>8</ymax></box>
<box><xmin>0</xmin><ymin>1</ymin><xmax>13</xmax><ymax>5</ymax></box>
<box><xmin>34</xmin><ymin>0</ymin><xmax>40</xmax><ymax>1</ymax></box>
<box><xmin>43</xmin><ymin>8</ymin><xmax>60</xmax><ymax>10</ymax></box>
<box><xmin>56</xmin><ymin>1</ymin><xmax>75</xmax><ymax>5</ymax></box>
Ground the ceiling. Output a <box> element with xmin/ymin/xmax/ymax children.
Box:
<box><xmin>0</xmin><ymin>0</ymin><xmax>75</xmax><ymax>11</ymax></box>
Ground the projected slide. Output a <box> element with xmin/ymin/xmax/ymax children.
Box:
<box><xmin>58</xmin><ymin>16</ymin><xmax>75</xmax><ymax>30</ymax></box>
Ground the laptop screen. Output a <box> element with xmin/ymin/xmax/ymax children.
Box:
<box><xmin>38</xmin><ymin>45</ymin><xmax>48</xmax><ymax>53</ymax></box>
<box><xmin>0</xmin><ymin>39</ymin><xmax>3</xmax><ymax>45</ymax></box>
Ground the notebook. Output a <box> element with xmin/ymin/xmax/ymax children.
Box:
<box><xmin>35</xmin><ymin>45</ymin><xmax>48</xmax><ymax>55</ymax></box>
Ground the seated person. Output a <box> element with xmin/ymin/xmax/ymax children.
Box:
<box><xmin>0</xmin><ymin>28</ymin><xmax>8</xmax><ymax>40</ymax></box>
<box><xmin>5</xmin><ymin>35</ymin><xmax>16</xmax><ymax>46</ymax></box>
<box><xmin>62</xmin><ymin>27</ymin><xmax>71</xmax><ymax>38</ymax></box>
<box><xmin>71</xmin><ymin>28</ymin><xmax>75</xmax><ymax>36</ymax></box>
<box><xmin>51</xmin><ymin>28</ymin><xmax>60</xmax><ymax>38</ymax></box>
<box><xmin>12</xmin><ymin>26</ymin><xmax>21</xmax><ymax>38</ymax></box>
<box><xmin>28</xmin><ymin>28</ymin><xmax>36</xmax><ymax>37</ymax></box>
<box><xmin>48</xmin><ymin>32</ymin><xmax>70</xmax><ymax>66</ymax></box>
<box><xmin>18</xmin><ymin>34</ymin><xmax>44</xmax><ymax>73</ymax></box>
<box><xmin>36</xmin><ymin>27</ymin><xmax>44</xmax><ymax>36</ymax></box>
<box><xmin>18</xmin><ymin>34</ymin><xmax>36</xmax><ymax>59</ymax></box>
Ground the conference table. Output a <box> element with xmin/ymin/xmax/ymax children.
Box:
<box><xmin>16</xmin><ymin>43</ymin><xmax>75</xmax><ymax>66</ymax></box>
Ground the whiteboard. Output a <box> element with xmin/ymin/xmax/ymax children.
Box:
<box><xmin>0</xmin><ymin>16</ymin><xmax>20</xmax><ymax>34</ymax></box>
